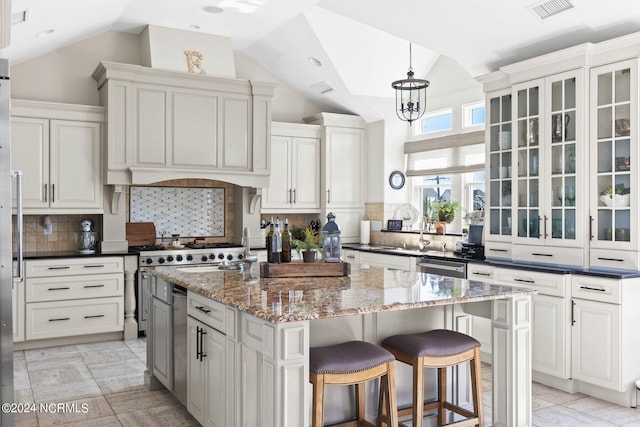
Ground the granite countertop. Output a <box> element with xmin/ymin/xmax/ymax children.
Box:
<box><xmin>147</xmin><ymin>263</ymin><xmax>535</xmax><ymax>324</ymax></box>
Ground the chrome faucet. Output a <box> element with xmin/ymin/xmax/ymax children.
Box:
<box><xmin>418</xmin><ymin>216</ymin><xmax>430</xmax><ymax>250</ymax></box>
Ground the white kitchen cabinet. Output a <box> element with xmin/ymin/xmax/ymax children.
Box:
<box><xmin>151</xmin><ymin>292</ymin><xmax>172</xmax><ymax>391</ymax></box>
<box><xmin>11</xmin><ymin>101</ymin><xmax>103</xmax><ymax>213</ymax></box>
<box><xmin>589</xmin><ymin>60</ymin><xmax>640</xmax><ymax>270</ymax></box>
<box><xmin>23</xmin><ymin>257</ymin><xmax>124</xmax><ymax>342</ymax></box>
<box><xmin>262</xmin><ymin>122</ymin><xmax>321</xmax><ymax>212</ymax></box>
<box><xmin>304</xmin><ymin>113</ymin><xmax>366</xmax><ymax>243</ymax></box>
<box><xmin>358</xmin><ymin>251</ymin><xmax>415</xmax><ymax>271</ymax></box>
<box><xmin>187</xmin><ymin>316</ymin><xmax>225</xmax><ymax>427</ymax></box>
<box><xmin>93</xmin><ymin>61</ymin><xmax>276</xmax><ymax>187</ymax></box>
<box><xmin>341</xmin><ymin>248</ymin><xmax>360</xmax><ymax>263</ymax></box>
<box><xmin>493</xmin><ymin>267</ymin><xmax>571</xmax><ymax>379</ymax></box>
<box><xmin>485</xmin><ymin>70</ymin><xmax>586</xmax><ymax>266</ymax></box>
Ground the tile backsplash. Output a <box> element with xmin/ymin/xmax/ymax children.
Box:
<box><xmin>14</xmin><ymin>214</ymin><xmax>103</xmax><ymax>252</ymax></box>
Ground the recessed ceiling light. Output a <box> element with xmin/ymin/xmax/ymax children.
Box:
<box><xmin>189</xmin><ymin>24</ymin><xmax>201</xmax><ymax>30</ymax></box>
<box><xmin>308</xmin><ymin>57</ymin><xmax>322</xmax><ymax>67</ymax></box>
<box><xmin>35</xmin><ymin>29</ymin><xmax>54</xmax><ymax>38</ymax></box>
<box><xmin>203</xmin><ymin>5</ymin><xmax>224</xmax><ymax>14</ymax></box>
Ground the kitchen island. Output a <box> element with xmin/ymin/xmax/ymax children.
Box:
<box><xmin>146</xmin><ymin>263</ymin><xmax>535</xmax><ymax>427</ymax></box>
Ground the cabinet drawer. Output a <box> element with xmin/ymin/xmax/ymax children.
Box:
<box><xmin>484</xmin><ymin>242</ymin><xmax>512</xmax><ymax>260</ymax></box>
<box><xmin>342</xmin><ymin>249</ymin><xmax>360</xmax><ymax>263</ymax></box>
<box><xmin>25</xmin><ymin>257</ymin><xmax>124</xmax><ymax>278</ymax></box>
<box><xmin>187</xmin><ymin>291</ymin><xmax>228</xmax><ymax>333</ymax></box>
<box><xmin>494</xmin><ymin>268</ymin><xmax>569</xmax><ymax>297</ymax></box>
<box><xmin>359</xmin><ymin>252</ymin><xmax>413</xmax><ymax>271</ymax></box>
<box><xmin>467</xmin><ymin>263</ymin><xmax>495</xmax><ymax>282</ymax></box>
<box><xmin>589</xmin><ymin>249</ymin><xmax>639</xmax><ymax>271</ymax></box>
<box><xmin>512</xmin><ymin>245</ymin><xmax>583</xmax><ymax>267</ymax></box>
<box><xmin>26</xmin><ymin>273</ymin><xmax>123</xmax><ymax>302</ymax></box>
<box><xmin>25</xmin><ymin>297</ymin><xmax>124</xmax><ymax>340</ymax></box>
<box><xmin>571</xmin><ymin>275</ymin><xmax>621</xmax><ymax>304</ymax></box>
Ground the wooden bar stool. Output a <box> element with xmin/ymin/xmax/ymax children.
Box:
<box><xmin>381</xmin><ymin>329</ymin><xmax>483</xmax><ymax>427</ymax></box>
<box><xmin>310</xmin><ymin>340</ymin><xmax>399</xmax><ymax>427</ymax></box>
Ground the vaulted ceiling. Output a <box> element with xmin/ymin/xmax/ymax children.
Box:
<box><xmin>5</xmin><ymin>0</ymin><xmax>640</xmax><ymax>122</ymax></box>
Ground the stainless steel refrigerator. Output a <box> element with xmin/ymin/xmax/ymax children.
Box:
<box><xmin>0</xmin><ymin>57</ymin><xmax>16</xmax><ymax>427</ymax></box>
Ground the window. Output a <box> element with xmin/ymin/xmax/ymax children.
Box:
<box><xmin>416</xmin><ymin>175</ymin><xmax>453</xmax><ymax>219</ymax></box>
<box><xmin>417</xmin><ymin>109</ymin><xmax>453</xmax><ymax>135</ymax></box>
<box><xmin>466</xmin><ymin>171</ymin><xmax>486</xmax><ymax>211</ymax></box>
<box><xmin>463</xmin><ymin>101</ymin><xmax>486</xmax><ymax>128</ymax></box>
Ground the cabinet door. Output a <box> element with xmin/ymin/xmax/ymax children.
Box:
<box><xmin>221</xmin><ymin>95</ymin><xmax>250</xmax><ymax>170</ymax></box>
<box><xmin>513</xmin><ymin>80</ymin><xmax>543</xmax><ymax>243</ymax></box>
<box><xmin>204</xmin><ymin>324</ymin><xmax>226</xmax><ymax>427</ymax></box>
<box><xmin>291</xmin><ymin>137</ymin><xmax>320</xmax><ymax>209</ymax></box>
<box><xmin>590</xmin><ymin>60</ymin><xmax>637</xmax><ymax>257</ymax></box>
<box><xmin>325</xmin><ymin>127</ymin><xmax>363</xmax><ymax>208</ymax></box>
<box><xmin>152</xmin><ymin>297</ymin><xmax>173</xmax><ymax>391</ymax></box>
<box><xmin>262</xmin><ymin>136</ymin><xmax>291</xmax><ymax>209</ymax></box>
<box><xmin>545</xmin><ymin>71</ymin><xmax>583</xmax><ymax>248</ymax></box>
<box><xmin>532</xmin><ymin>294</ymin><xmax>570</xmax><ymax>378</ymax></box>
<box><xmin>486</xmin><ymin>90</ymin><xmax>513</xmax><ymax>241</ymax></box>
<box><xmin>187</xmin><ymin>317</ymin><xmax>206</xmax><ymax>425</ymax></box>
<box><xmin>49</xmin><ymin>120</ymin><xmax>101</xmax><ymax>209</ymax></box>
<box><xmin>136</xmin><ymin>85</ymin><xmax>167</xmax><ymax>166</ymax></box>
<box><xmin>571</xmin><ymin>298</ymin><xmax>621</xmax><ymax>390</ymax></box>
<box><xmin>10</xmin><ymin>117</ymin><xmax>49</xmax><ymax>208</ymax></box>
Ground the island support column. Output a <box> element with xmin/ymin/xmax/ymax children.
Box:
<box><xmin>492</xmin><ymin>295</ymin><xmax>532</xmax><ymax>426</ymax></box>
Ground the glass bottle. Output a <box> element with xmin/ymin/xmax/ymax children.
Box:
<box><xmin>281</xmin><ymin>217</ymin><xmax>292</xmax><ymax>262</ymax></box>
<box><xmin>266</xmin><ymin>217</ymin><xmax>274</xmax><ymax>263</ymax></box>
<box><xmin>272</xmin><ymin>219</ymin><xmax>282</xmax><ymax>264</ymax></box>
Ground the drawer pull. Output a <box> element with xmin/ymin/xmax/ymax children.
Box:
<box><xmin>597</xmin><ymin>257</ymin><xmax>624</xmax><ymax>262</ymax></box>
<box><xmin>346</xmin><ymin>255</ymin><xmax>355</xmax><ymax>259</ymax></box>
<box><xmin>531</xmin><ymin>253</ymin><xmax>552</xmax><ymax>257</ymax></box>
<box><xmin>83</xmin><ymin>264</ymin><xmax>105</xmax><ymax>268</ymax></box>
<box><xmin>489</xmin><ymin>248</ymin><xmax>507</xmax><ymax>252</ymax></box>
<box><xmin>49</xmin><ymin>317</ymin><xmax>70</xmax><ymax>322</ymax></box>
<box><xmin>84</xmin><ymin>314</ymin><xmax>105</xmax><ymax>319</ymax></box>
<box><xmin>470</xmin><ymin>272</ymin><xmax>491</xmax><ymax>277</ymax></box>
<box><xmin>514</xmin><ymin>278</ymin><xmax>535</xmax><ymax>284</ymax></box>
<box><xmin>48</xmin><ymin>287</ymin><xmax>70</xmax><ymax>291</ymax></box>
<box><xmin>84</xmin><ymin>284</ymin><xmax>105</xmax><ymax>288</ymax></box>
<box><xmin>195</xmin><ymin>306</ymin><xmax>211</xmax><ymax>314</ymax></box>
<box><xmin>48</xmin><ymin>266</ymin><xmax>70</xmax><ymax>270</ymax></box>
<box><xmin>579</xmin><ymin>285</ymin><xmax>606</xmax><ymax>292</ymax></box>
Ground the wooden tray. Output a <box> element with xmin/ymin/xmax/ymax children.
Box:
<box><xmin>259</xmin><ymin>261</ymin><xmax>350</xmax><ymax>278</ymax></box>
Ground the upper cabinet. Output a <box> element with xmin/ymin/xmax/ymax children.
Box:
<box><xmin>262</xmin><ymin>122</ymin><xmax>321</xmax><ymax>212</ymax></box>
<box><xmin>92</xmin><ymin>62</ymin><xmax>276</xmax><ymax>187</ymax></box>
<box><xmin>11</xmin><ymin>101</ymin><xmax>103</xmax><ymax>213</ymax></box>
<box><xmin>480</xmin><ymin>32</ymin><xmax>640</xmax><ymax>269</ymax></box>
<box><xmin>589</xmin><ymin>60</ymin><xmax>639</xmax><ymax>270</ymax></box>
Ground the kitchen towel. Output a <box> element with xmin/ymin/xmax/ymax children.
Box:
<box><xmin>360</xmin><ymin>220</ymin><xmax>371</xmax><ymax>245</ymax></box>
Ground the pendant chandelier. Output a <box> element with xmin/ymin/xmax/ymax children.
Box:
<box><xmin>392</xmin><ymin>43</ymin><xmax>429</xmax><ymax>125</ymax></box>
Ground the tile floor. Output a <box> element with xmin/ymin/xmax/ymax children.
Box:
<box><xmin>13</xmin><ymin>338</ymin><xmax>199</xmax><ymax>426</ymax></box>
<box><xmin>11</xmin><ymin>338</ymin><xmax>640</xmax><ymax>426</ymax></box>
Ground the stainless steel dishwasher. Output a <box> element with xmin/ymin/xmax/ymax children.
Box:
<box><xmin>172</xmin><ymin>284</ymin><xmax>188</xmax><ymax>407</ymax></box>
<box><xmin>417</xmin><ymin>257</ymin><xmax>467</xmax><ymax>278</ymax></box>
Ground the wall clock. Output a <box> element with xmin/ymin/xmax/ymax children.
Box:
<box><xmin>389</xmin><ymin>170</ymin><xmax>405</xmax><ymax>190</ymax></box>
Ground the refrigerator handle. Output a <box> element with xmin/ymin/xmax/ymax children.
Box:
<box><xmin>11</xmin><ymin>170</ymin><xmax>23</xmax><ymax>281</ymax></box>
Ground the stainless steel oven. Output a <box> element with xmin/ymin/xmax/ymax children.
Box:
<box><xmin>417</xmin><ymin>257</ymin><xmax>467</xmax><ymax>279</ymax></box>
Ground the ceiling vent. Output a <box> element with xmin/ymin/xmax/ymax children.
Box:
<box><xmin>11</xmin><ymin>10</ymin><xmax>28</xmax><ymax>26</ymax></box>
<box><xmin>530</xmin><ymin>0</ymin><xmax>574</xmax><ymax>20</ymax></box>
<box><xmin>310</xmin><ymin>81</ymin><xmax>334</xmax><ymax>95</ymax></box>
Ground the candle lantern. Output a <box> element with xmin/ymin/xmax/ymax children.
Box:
<box><xmin>321</xmin><ymin>212</ymin><xmax>342</xmax><ymax>262</ymax></box>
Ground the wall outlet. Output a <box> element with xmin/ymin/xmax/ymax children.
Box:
<box><xmin>371</xmin><ymin>220</ymin><xmax>382</xmax><ymax>231</ymax></box>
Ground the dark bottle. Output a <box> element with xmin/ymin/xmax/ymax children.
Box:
<box><xmin>271</xmin><ymin>220</ymin><xmax>282</xmax><ymax>264</ymax></box>
<box><xmin>266</xmin><ymin>218</ymin><xmax>274</xmax><ymax>263</ymax></box>
<box><xmin>282</xmin><ymin>217</ymin><xmax>292</xmax><ymax>262</ymax></box>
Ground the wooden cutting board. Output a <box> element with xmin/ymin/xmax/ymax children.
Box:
<box><xmin>259</xmin><ymin>261</ymin><xmax>350</xmax><ymax>278</ymax></box>
<box><xmin>126</xmin><ymin>222</ymin><xmax>156</xmax><ymax>246</ymax></box>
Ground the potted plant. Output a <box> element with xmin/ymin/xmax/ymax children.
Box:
<box><xmin>292</xmin><ymin>228</ymin><xmax>321</xmax><ymax>263</ymax></box>
<box><xmin>433</xmin><ymin>198</ymin><xmax>461</xmax><ymax>223</ymax></box>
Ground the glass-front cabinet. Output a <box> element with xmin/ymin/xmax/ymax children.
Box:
<box><xmin>590</xmin><ymin>59</ymin><xmax>639</xmax><ymax>270</ymax></box>
<box><xmin>487</xmin><ymin>90</ymin><xmax>513</xmax><ymax>243</ymax></box>
<box><xmin>511</xmin><ymin>70</ymin><xmax>585</xmax><ymax>266</ymax></box>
